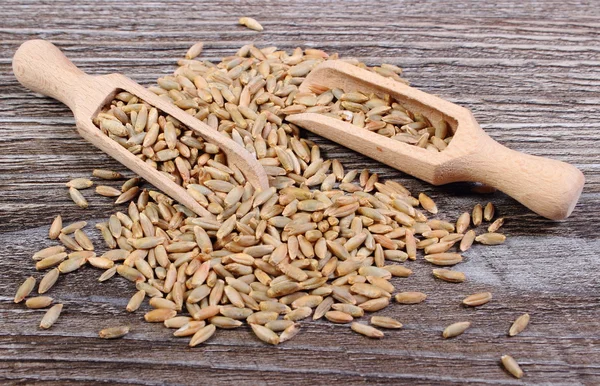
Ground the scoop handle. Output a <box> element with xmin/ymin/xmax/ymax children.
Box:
<box><xmin>456</xmin><ymin>135</ymin><xmax>585</xmax><ymax>220</ymax></box>
<box><xmin>12</xmin><ymin>40</ymin><xmax>108</xmax><ymax>113</ymax></box>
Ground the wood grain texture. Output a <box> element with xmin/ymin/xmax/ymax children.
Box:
<box><xmin>1</xmin><ymin>0</ymin><xmax>599</xmax><ymax>384</ymax></box>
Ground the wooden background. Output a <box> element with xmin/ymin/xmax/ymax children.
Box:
<box><xmin>1</xmin><ymin>0</ymin><xmax>599</xmax><ymax>384</ymax></box>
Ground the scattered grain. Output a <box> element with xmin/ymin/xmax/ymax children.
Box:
<box><xmin>144</xmin><ymin>309</ymin><xmax>177</xmax><ymax>322</ymax></box>
<box><xmin>93</xmin><ymin>169</ymin><xmax>123</xmax><ymax>180</ymax></box>
<box><xmin>38</xmin><ymin>268</ymin><xmax>60</xmax><ymax>294</ymax></box>
<box><xmin>325</xmin><ymin>310</ymin><xmax>354</xmax><ymax>323</ymax></box>
<box><xmin>96</xmin><ymin>185</ymin><xmax>122</xmax><ymax>197</ymax></box>
<box><xmin>66</xmin><ymin>178</ymin><xmax>93</xmax><ymax>189</ymax></box>
<box><xmin>418</xmin><ymin>193</ymin><xmax>438</xmax><ymax>214</ymax></box>
<box><xmin>126</xmin><ymin>290</ymin><xmax>146</xmax><ymax>312</ymax></box>
<box><xmin>432</xmin><ymin>269</ymin><xmax>466</xmax><ymax>283</ymax></box>
<box><xmin>501</xmin><ymin>355</ymin><xmax>524</xmax><ymax>379</ymax></box>
<box><xmin>456</xmin><ymin>212</ymin><xmax>470</xmax><ymax>234</ymax></box>
<box><xmin>49</xmin><ymin>215</ymin><xmax>62</xmax><ymax>239</ymax></box>
<box><xmin>443</xmin><ymin>321</ymin><xmax>470</xmax><ymax>338</ymax></box>
<box><xmin>250</xmin><ymin>323</ymin><xmax>279</xmax><ymax>345</ymax></box>
<box><xmin>483</xmin><ymin>202</ymin><xmax>495</xmax><ymax>221</ymax></box>
<box><xmin>472</xmin><ymin>204</ymin><xmax>483</xmax><ymax>226</ymax></box>
<box><xmin>424</xmin><ymin>253</ymin><xmax>463</xmax><ymax>266</ymax></box>
<box><xmin>189</xmin><ymin>324</ymin><xmax>216</xmax><ymax>346</ymax></box>
<box><xmin>351</xmin><ymin>322</ymin><xmax>384</xmax><ymax>338</ymax></box>
<box><xmin>25</xmin><ymin>296</ymin><xmax>53</xmax><ymax>309</ymax></box>
<box><xmin>99</xmin><ymin>325</ymin><xmax>130</xmax><ymax>339</ymax></box>
<box><xmin>508</xmin><ymin>313</ymin><xmax>530</xmax><ymax>337</ymax></box>
<box><xmin>395</xmin><ymin>292</ymin><xmax>427</xmax><ymax>304</ymax></box>
<box><xmin>475</xmin><ymin>233</ymin><xmax>506</xmax><ymax>245</ymax></box>
<box><xmin>14</xmin><ymin>276</ymin><xmax>36</xmax><ymax>303</ymax></box>
<box><xmin>239</xmin><ymin>17</ymin><xmax>263</xmax><ymax>31</ymax></box>
<box><xmin>370</xmin><ymin>316</ymin><xmax>402</xmax><ymax>329</ymax></box>
<box><xmin>279</xmin><ymin>323</ymin><xmax>300</xmax><ymax>343</ymax></box>
<box><xmin>463</xmin><ymin>292</ymin><xmax>492</xmax><ymax>307</ymax></box>
<box><xmin>40</xmin><ymin>304</ymin><xmax>63</xmax><ymax>329</ymax></box>
<box><xmin>33</xmin><ymin>245</ymin><xmax>65</xmax><ymax>261</ymax></box>
<box><xmin>459</xmin><ymin>230</ymin><xmax>476</xmax><ymax>252</ymax></box>
<box><xmin>185</xmin><ymin>41</ymin><xmax>204</xmax><ymax>59</ymax></box>
<box><xmin>488</xmin><ymin>218</ymin><xmax>504</xmax><ymax>233</ymax></box>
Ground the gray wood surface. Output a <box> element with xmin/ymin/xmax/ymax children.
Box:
<box><xmin>1</xmin><ymin>0</ymin><xmax>599</xmax><ymax>384</ymax></box>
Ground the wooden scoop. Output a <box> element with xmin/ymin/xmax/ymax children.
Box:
<box><xmin>12</xmin><ymin>39</ymin><xmax>269</xmax><ymax>217</ymax></box>
<box><xmin>286</xmin><ymin>60</ymin><xmax>585</xmax><ymax>220</ymax></box>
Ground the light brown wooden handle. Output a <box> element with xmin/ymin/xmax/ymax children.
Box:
<box><xmin>454</xmin><ymin>137</ymin><xmax>585</xmax><ymax>220</ymax></box>
<box><xmin>13</xmin><ymin>40</ymin><xmax>94</xmax><ymax>111</ymax></box>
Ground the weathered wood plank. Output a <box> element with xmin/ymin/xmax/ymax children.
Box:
<box><xmin>1</xmin><ymin>0</ymin><xmax>599</xmax><ymax>384</ymax></box>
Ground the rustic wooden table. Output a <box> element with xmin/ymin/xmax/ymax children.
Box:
<box><xmin>1</xmin><ymin>1</ymin><xmax>599</xmax><ymax>384</ymax></box>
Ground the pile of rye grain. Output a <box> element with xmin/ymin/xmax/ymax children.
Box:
<box><xmin>14</xmin><ymin>41</ymin><xmax>524</xmax><ymax>380</ymax></box>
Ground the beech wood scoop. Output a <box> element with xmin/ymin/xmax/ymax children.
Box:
<box><xmin>287</xmin><ymin>60</ymin><xmax>585</xmax><ymax>220</ymax></box>
<box><xmin>12</xmin><ymin>40</ymin><xmax>270</xmax><ymax>217</ymax></box>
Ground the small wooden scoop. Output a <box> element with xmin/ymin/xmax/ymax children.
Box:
<box><xmin>287</xmin><ymin>60</ymin><xmax>585</xmax><ymax>220</ymax></box>
<box><xmin>12</xmin><ymin>40</ymin><xmax>269</xmax><ymax>217</ymax></box>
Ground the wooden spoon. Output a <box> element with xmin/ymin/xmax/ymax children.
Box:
<box><xmin>286</xmin><ymin>60</ymin><xmax>585</xmax><ymax>220</ymax></box>
<box><xmin>12</xmin><ymin>39</ymin><xmax>269</xmax><ymax>217</ymax></box>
